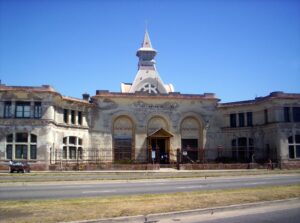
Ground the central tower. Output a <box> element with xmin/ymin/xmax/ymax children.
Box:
<box><xmin>121</xmin><ymin>30</ymin><xmax>174</xmax><ymax>94</ymax></box>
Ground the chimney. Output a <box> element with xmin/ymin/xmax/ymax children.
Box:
<box><xmin>82</xmin><ymin>93</ymin><xmax>90</xmax><ymax>101</ymax></box>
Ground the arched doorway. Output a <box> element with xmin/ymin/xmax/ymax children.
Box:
<box><xmin>147</xmin><ymin>116</ymin><xmax>172</xmax><ymax>164</ymax></box>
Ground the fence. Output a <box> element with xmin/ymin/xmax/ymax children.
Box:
<box><xmin>50</xmin><ymin>146</ymin><xmax>277</xmax><ymax>166</ymax></box>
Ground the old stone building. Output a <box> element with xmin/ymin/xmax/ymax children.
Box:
<box><xmin>0</xmin><ymin>31</ymin><xmax>299</xmax><ymax>170</ymax></box>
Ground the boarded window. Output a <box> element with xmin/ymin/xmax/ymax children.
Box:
<box><xmin>113</xmin><ymin>116</ymin><xmax>133</xmax><ymax>162</ymax></box>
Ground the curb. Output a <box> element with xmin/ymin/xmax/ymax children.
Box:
<box><xmin>64</xmin><ymin>198</ymin><xmax>300</xmax><ymax>223</ymax></box>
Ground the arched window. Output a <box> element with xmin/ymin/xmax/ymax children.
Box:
<box><xmin>181</xmin><ymin>117</ymin><xmax>201</xmax><ymax>162</ymax></box>
<box><xmin>231</xmin><ymin>137</ymin><xmax>254</xmax><ymax>162</ymax></box>
<box><xmin>288</xmin><ymin>135</ymin><xmax>300</xmax><ymax>159</ymax></box>
<box><xmin>62</xmin><ymin>136</ymin><xmax>83</xmax><ymax>160</ymax></box>
<box><xmin>113</xmin><ymin>116</ymin><xmax>134</xmax><ymax>162</ymax></box>
<box><xmin>6</xmin><ymin>133</ymin><xmax>37</xmax><ymax>160</ymax></box>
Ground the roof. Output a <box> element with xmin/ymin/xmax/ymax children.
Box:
<box><xmin>219</xmin><ymin>92</ymin><xmax>300</xmax><ymax>108</ymax></box>
<box><xmin>148</xmin><ymin>128</ymin><xmax>173</xmax><ymax>138</ymax></box>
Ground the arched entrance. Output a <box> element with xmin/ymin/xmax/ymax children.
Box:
<box><xmin>148</xmin><ymin>128</ymin><xmax>173</xmax><ymax>164</ymax></box>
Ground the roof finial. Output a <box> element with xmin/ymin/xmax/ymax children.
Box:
<box><xmin>145</xmin><ymin>20</ymin><xmax>148</xmax><ymax>32</ymax></box>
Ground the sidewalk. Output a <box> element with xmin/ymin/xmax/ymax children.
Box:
<box><xmin>66</xmin><ymin>198</ymin><xmax>300</xmax><ymax>223</ymax></box>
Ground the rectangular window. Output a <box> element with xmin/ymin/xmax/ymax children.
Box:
<box><xmin>114</xmin><ymin>138</ymin><xmax>132</xmax><ymax>161</ymax></box>
<box><xmin>4</xmin><ymin>101</ymin><xmax>12</xmax><ymax>118</ymax></box>
<box><xmin>284</xmin><ymin>107</ymin><xmax>290</xmax><ymax>122</ymax></box>
<box><xmin>6</xmin><ymin>145</ymin><xmax>12</xmax><ymax>160</ymax></box>
<box><xmin>6</xmin><ymin>134</ymin><xmax>13</xmax><ymax>143</ymax></box>
<box><xmin>30</xmin><ymin>145</ymin><xmax>37</xmax><ymax>159</ymax></box>
<box><xmin>16</xmin><ymin>133</ymin><xmax>28</xmax><ymax>143</ymax></box>
<box><xmin>15</xmin><ymin>145</ymin><xmax>28</xmax><ymax>159</ymax></box>
<box><xmin>264</xmin><ymin>109</ymin><xmax>268</xmax><ymax>124</ymax></box>
<box><xmin>69</xmin><ymin>136</ymin><xmax>76</xmax><ymax>145</ymax></box>
<box><xmin>78</xmin><ymin>111</ymin><xmax>82</xmax><ymax>125</ymax></box>
<box><xmin>293</xmin><ymin>107</ymin><xmax>300</xmax><ymax>122</ymax></box>
<box><xmin>71</xmin><ymin>110</ymin><xmax>75</xmax><ymax>124</ymax></box>
<box><xmin>63</xmin><ymin>109</ymin><xmax>68</xmax><ymax>124</ymax></box>
<box><xmin>34</xmin><ymin>102</ymin><xmax>42</xmax><ymax>118</ymax></box>
<box><xmin>230</xmin><ymin>114</ymin><xmax>236</xmax><ymax>128</ymax></box>
<box><xmin>63</xmin><ymin>146</ymin><xmax>67</xmax><ymax>159</ymax></box>
<box><xmin>15</xmin><ymin>102</ymin><xmax>31</xmax><ymax>118</ymax></box>
<box><xmin>296</xmin><ymin>145</ymin><xmax>300</xmax><ymax>158</ymax></box>
<box><xmin>246</xmin><ymin>112</ymin><xmax>253</xmax><ymax>126</ymax></box>
<box><xmin>289</xmin><ymin>146</ymin><xmax>295</xmax><ymax>159</ymax></box>
<box><xmin>69</xmin><ymin>147</ymin><xmax>76</xmax><ymax>159</ymax></box>
<box><xmin>238</xmin><ymin>113</ymin><xmax>245</xmax><ymax>127</ymax></box>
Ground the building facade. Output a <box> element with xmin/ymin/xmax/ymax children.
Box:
<box><xmin>0</xmin><ymin>31</ymin><xmax>299</xmax><ymax>170</ymax></box>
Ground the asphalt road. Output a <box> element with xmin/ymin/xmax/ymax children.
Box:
<box><xmin>0</xmin><ymin>174</ymin><xmax>299</xmax><ymax>200</ymax></box>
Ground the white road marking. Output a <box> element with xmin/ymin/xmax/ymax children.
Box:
<box><xmin>177</xmin><ymin>185</ymin><xmax>203</xmax><ymax>189</ymax></box>
<box><xmin>58</xmin><ymin>185</ymin><xmax>94</xmax><ymax>189</ymax></box>
<box><xmin>82</xmin><ymin>190</ymin><xmax>116</xmax><ymax>194</ymax></box>
<box><xmin>247</xmin><ymin>182</ymin><xmax>267</xmax><ymax>185</ymax></box>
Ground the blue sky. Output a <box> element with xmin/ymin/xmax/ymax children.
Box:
<box><xmin>0</xmin><ymin>0</ymin><xmax>299</xmax><ymax>102</ymax></box>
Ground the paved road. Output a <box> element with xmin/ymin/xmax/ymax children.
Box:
<box><xmin>0</xmin><ymin>174</ymin><xmax>299</xmax><ymax>200</ymax></box>
<box><xmin>153</xmin><ymin>199</ymin><xmax>300</xmax><ymax>223</ymax></box>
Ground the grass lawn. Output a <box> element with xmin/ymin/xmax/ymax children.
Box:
<box><xmin>1</xmin><ymin>169</ymin><xmax>300</xmax><ymax>183</ymax></box>
<box><xmin>0</xmin><ymin>184</ymin><xmax>299</xmax><ymax>223</ymax></box>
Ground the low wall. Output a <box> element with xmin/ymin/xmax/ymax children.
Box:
<box><xmin>179</xmin><ymin>163</ymin><xmax>279</xmax><ymax>170</ymax></box>
<box><xmin>49</xmin><ymin>163</ymin><xmax>160</xmax><ymax>171</ymax></box>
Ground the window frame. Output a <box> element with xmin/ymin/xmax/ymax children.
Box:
<box><xmin>6</xmin><ymin>133</ymin><xmax>37</xmax><ymax>160</ymax></box>
<box><xmin>288</xmin><ymin>135</ymin><xmax>300</xmax><ymax>159</ymax></box>
<box><xmin>4</xmin><ymin>101</ymin><xmax>12</xmax><ymax>118</ymax></box>
<box><xmin>15</xmin><ymin>101</ymin><xmax>31</xmax><ymax>118</ymax></box>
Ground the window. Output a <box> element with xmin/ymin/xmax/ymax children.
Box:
<box><xmin>231</xmin><ymin>137</ymin><xmax>254</xmax><ymax>162</ymax></box>
<box><xmin>16</xmin><ymin>133</ymin><xmax>28</xmax><ymax>143</ymax></box>
<box><xmin>71</xmin><ymin>110</ymin><xmax>75</xmax><ymax>124</ymax></box>
<box><xmin>6</xmin><ymin>134</ymin><xmax>13</xmax><ymax>143</ymax></box>
<box><xmin>113</xmin><ymin>116</ymin><xmax>134</xmax><ymax>162</ymax></box>
<box><xmin>34</xmin><ymin>102</ymin><xmax>42</xmax><ymax>118</ymax></box>
<box><xmin>114</xmin><ymin>139</ymin><xmax>132</xmax><ymax>161</ymax></box>
<box><xmin>293</xmin><ymin>107</ymin><xmax>300</xmax><ymax>122</ymax></box>
<box><xmin>264</xmin><ymin>109</ymin><xmax>268</xmax><ymax>124</ymax></box>
<box><xmin>6</xmin><ymin>133</ymin><xmax>37</xmax><ymax>160</ymax></box>
<box><xmin>284</xmin><ymin>107</ymin><xmax>290</xmax><ymax>122</ymax></box>
<box><xmin>63</xmin><ymin>109</ymin><xmax>69</xmax><ymax>124</ymax></box>
<box><xmin>69</xmin><ymin>136</ymin><xmax>76</xmax><ymax>145</ymax></box>
<box><xmin>62</xmin><ymin>136</ymin><xmax>83</xmax><ymax>160</ymax></box>
<box><xmin>6</xmin><ymin>145</ymin><xmax>12</xmax><ymax>160</ymax></box>
<box><xmin>247</xmin><ymin>112</ymin><xmax>253</xmax><ymax>126</ymax></box>
<box><xmin>230</xmin><ymin>114</ymin><xmax>236</xmax><ymax>128</ymax></box>
<box><xmin>288</xmin><ymin>135</ymin><xmax>300</xmax><ymax>159</ymax></box>
<box><xmin>238</xmin><ymin>113</ymin><xmax>245</xmax><ymax>127</ymax></box>
<box><xmin>30</xmin><ymin>145</ymin><xmax>37</xmax><ymax>159</ymax></box>
<box><xmin>78</xmin><ymin>111</ymin><xmax>82</xmax><ymax>125</ymax></box>
<box><xmin>69</xmin><ymin>147</ymin><xmax>76</xmax><ymax>159</ymax></box>
<box><xmin>16</xmin><ymin>145</ymin><xmax>28</xmax><ymax>159</ymax></box>
<box><xmin>4</xmin><ymin>101</ymin><xmax>12</xmax><ymax>118</ymax></box>
<box><xmin>15</xmin><ymin>102</ymin><xmax>31</xmax><ymax>118</ymax></box>
<box><xmin>63</xmin><ymin>147</ymin><xmax>67</xmax><ymax>159</ymax></box>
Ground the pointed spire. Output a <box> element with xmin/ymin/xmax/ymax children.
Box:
<box><xmin>142</xmin><ymin>30</ymin><xmax>152</xmax><ymax>48</ymax></box>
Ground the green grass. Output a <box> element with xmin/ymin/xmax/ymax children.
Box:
<box><xmin>0</xmin><ymin>169</ymin><xmax>299</xmax><ymax>184</ymax></box>
<box><xmin>0</xmin><ymin>184</ymin><xmax>299</xmax><ymax>223</ymax></box>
